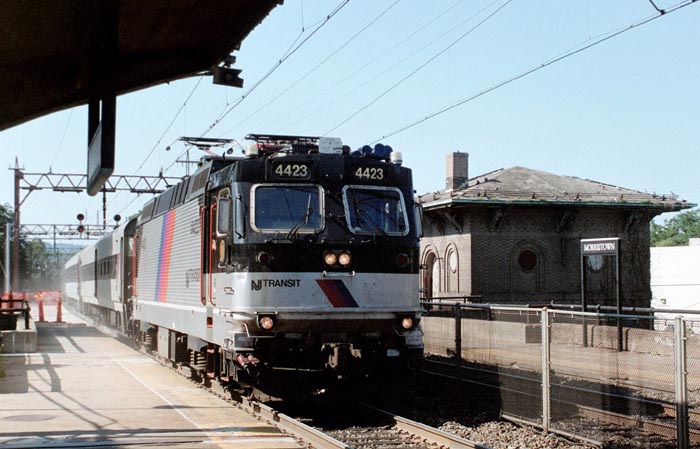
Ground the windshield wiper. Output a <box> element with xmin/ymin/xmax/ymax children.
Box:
<box><xmin>357</xmin><ymin>199</ymin><xmax>403</xmax><ymax>230</ymax></box>
<box><xmin>286</xmin><ymin>194</ymin><xmax>314</xmax><ymax>241</ymax></box>
<box><xmin>354</xmin><ymin>204</ymin><xmax>387</xmax><ymax>237</ymax></box>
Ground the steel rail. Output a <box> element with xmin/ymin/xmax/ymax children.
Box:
<box><xmin>360</xmin><ymin>403</ymin><xmax>491</xmax><ymax>449</ymax></box>
<box><xmin>577</xmin><ymin>405</ymin><xmax>700</xmax><ymax>445</ymax></box>
<box><xmin>239</xmin><ymin>398</ymin><xmax>352</xmax><ymax>449</ymax></box>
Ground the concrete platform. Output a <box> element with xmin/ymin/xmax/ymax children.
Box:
<box><xmin>0</xmin><ymin>317</ymin><xmax>37</xmax><ymax>354</ymax></box>
<box><xmin>0</xmin><ymin>310</ymin><xmax>302</xmax><ymax>449</ymax></box>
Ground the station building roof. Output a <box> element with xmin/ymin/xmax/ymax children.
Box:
<box><xmin>0</xmin><ymin>0</ymin><xmax>280</xmax><ymax>131</ymax></box>
<box><xmin>419</xmin><ymin>166</ymin><xmax>695</xmax><ymax>212</ymax></box>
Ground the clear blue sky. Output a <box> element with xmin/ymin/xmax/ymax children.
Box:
<box><xmin>1</xmin><ymin>0</ymin><xmax>698</xmax><ymax>230</ymax></box>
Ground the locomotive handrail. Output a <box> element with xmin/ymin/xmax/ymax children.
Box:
<box><xmin>132</xmin><ymin>234</ymin><xmax>138</xmax><ymax>298</ymax></box>
<box><xmin>208</xmin><ymin>203</ymin><xmax>217</xmax><ymax>306</ymax></box>
<box><xmin>199</xmin><ymin>205</ymin><xmax>207</xmax><ymax>305</ymax></box>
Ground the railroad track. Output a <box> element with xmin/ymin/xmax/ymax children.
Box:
<box><xmin>166</xmin><ymin>359</ymin><xmax>491</xmax><ymax>449</ymax></box>
<box><xmin>420</xmin><ymin>358</ymin><xmax>698</xmax><ymax>447</ymax></box>
<box><xmin>272</xmin><ymin>400</ymin><xmax>491</xmax><ymax>449</ymax></box>
<box><xmin>77</xmin><ymin>312</ymin><xmax>493</xmax><ymax>449</ymax></box>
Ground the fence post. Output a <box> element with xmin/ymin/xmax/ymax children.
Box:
<box><xmin>675</xmin><ymin>316</ymin><xmax>689</xmax><ymax>449</ymax></box>
<box><xmin>541</xmin><ymin>308</ymin><xmax>551</xmax><ymax>433</ymax></box>
<box><xmin>454</xmin><ymin>303</ymin><xmax>462</xmax><ymax>371</ymax></box>
<box><xmin>23</xmin><ymin>300</ymin><xmax>29</xmax><ymax>329</ymax></box>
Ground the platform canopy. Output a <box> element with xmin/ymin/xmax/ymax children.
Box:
<box><xmin>0</xmin><ymin>0</ymin><xmax>280</xmax><ymax>132</ymax></box>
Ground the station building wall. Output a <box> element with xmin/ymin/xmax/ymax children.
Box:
<box><xmin>421</xmin><ymin>205</ymin><xmax>654</xmax><ymax>308</ymax></box>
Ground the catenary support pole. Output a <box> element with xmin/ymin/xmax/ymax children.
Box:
<box><xmin>12</xmin><ymin>160</ymin><xmax>21</xmax><ymax>291</ymax></box>
<box><xmin>541</xmin><ymin>308</ymin><xmax>551</xmax><ymax>433</ymax></box>
<box><xmin>675</xmin><ymin>316</ymin><xmax>689</xmax><ymax>449</ymax></box>
<box><xmin>454</xmin><ymin>303</ymin><xmax>462</xmax><ymax>371</ymax></box>
<box><xmin>4</xmin><ymin>223</ymin><xmax>11</xmax><ymax>292</ymax></box>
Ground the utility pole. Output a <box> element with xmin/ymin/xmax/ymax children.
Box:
<box><xmin>12</xmin><ymin>158</ymin><xmax>22</xmax><ymax>291</ymax></box>
<box><xmin>4</xmin><ymin>223</ymin><xmax>11</xmax><ymax>293</ymax></box>
<box><xmin>102</xmin><ymin>190</ymin><xmax>107</xmax><ymax>229</ymax></box>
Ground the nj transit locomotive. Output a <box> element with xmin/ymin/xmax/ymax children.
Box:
<box><xmin>64</xmin><ymin>134</ymin><xmax>423</xmax><ymax>392</ymax></box>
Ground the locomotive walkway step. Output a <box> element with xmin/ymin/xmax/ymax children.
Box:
<box><xmin>0</xmin><ymin>309</ymin><xmax>302</xmax><ymax>449</ymax></box>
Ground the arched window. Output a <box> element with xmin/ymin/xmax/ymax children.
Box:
<box><xmin>421</xmin><ymin>247</ymin><xmax>441</xmax><ymax>299</ymax></box>
<box><xmin>445</xmin><ymin>245</ymin><xmax>459</xmax><ymax>293</ymax></box>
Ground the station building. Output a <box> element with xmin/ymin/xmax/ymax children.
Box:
<box><xmin>419</xmin><ymin>152</ymin><xmax>693</xmax><ymax>308</ymax></box>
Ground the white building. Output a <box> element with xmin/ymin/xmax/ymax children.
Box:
<box><xmin>651</xmin><ymin>238</ymin><xmax>700</xmax><ymax>327</ymax></box>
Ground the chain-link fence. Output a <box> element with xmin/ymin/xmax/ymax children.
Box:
<box><xmin>421</xmin><ymin>302</ymin><xmax>697</xmax><ymax>448</ymax></box>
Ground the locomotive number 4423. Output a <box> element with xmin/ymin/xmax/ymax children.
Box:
<box><xmin>274</xmin><ymin>163</ymin><xmax>309</xmax><ymax>178</ymax></box>
<box><xmin>354</xmin><ymin>167</ymin><xmax>384</xmax><ymax>180</ymax></box>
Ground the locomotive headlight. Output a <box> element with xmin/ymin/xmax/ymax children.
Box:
<box><xmin>338</xmin><ymin>251</ymin><xmax>352</xmax><ymax>266</ymax></box>
<box><xmin>401</xmin><ymin>317</ymin><xmax>414</xmax><ymax>330</ymax></box>
<box><xmin>259</xmin><ymin>315</ymin><xmax>275</xmax><ymax>330</ymax></box>
<box><xmin>323</xmin><ymin>251</ymin><xmax>337</xmax><ymax>266</ymax></box>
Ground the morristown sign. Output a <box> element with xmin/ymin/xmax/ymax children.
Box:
<box><xmin>580</xmin><ymin>237</ymin><xmax>622</xmax><ymax>351</ymax></box>
<box><xmin>581</xmin><ymin>238</ymin><xmax>619</xmax><ymax>256</ymax></box>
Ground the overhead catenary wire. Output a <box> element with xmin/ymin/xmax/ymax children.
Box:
<box><xmin>133</xmin><ymin>76</ymin><xmax>204</xmax><ymax>175</ymax></box>
<box><xmin>324</xmin><ymin>0</ymin><xmax>514</xmax><ymax>136</ymax></box>
<box><xmin>270</xmin><ymin>0</ymin><xmax>499</xmax><ymax>134</ymax></box>
<box><xmin>49</xmin><ymin>108</ymin><xmax>74</xmax><ymax>169</ymax></box>
<box><xmin>216</xmin><ymin>0</ymin><xmax>404</xmax><ymax>138</ymax></box>
<box><xmin>228</xmin><ymin>0</ymin><xmax>462</xmax><ymax>136</ymax></box>
<box><xmin>105</xmin><ymin>75</ymin><xmax>204</xmax><ymax>211</ymax></box>
<box><xmin>369</xmin><ymin>0</ymin><xmax>699</xmax><ymax>144</ymax></box>
<box><xmin>199</xmin><ymin>0</ymin><xmax>351</xmax><ymax>137</ymax></box>
<box><xmin>113</xmin><ymin>0</ymin><xmax>352</xmax><ymax>218</ymax></box>
<box><xmin>123</xmin><ymin>1</ymin><xmax>343</xmax><ymax>199</ymax></box>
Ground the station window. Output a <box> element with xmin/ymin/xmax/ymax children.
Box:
<box><xmin>518</xmin><ymin>249</ymin><xmax>537</xmax><ymax>272</ymax></box>
<box><xmin>586</xmin><ymin>255</ymin><xmax>605</xmax><ymax>272</ymax></box>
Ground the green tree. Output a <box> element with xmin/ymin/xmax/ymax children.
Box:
<box><xmin>651</xmin><ymin>209</ymin><xmax>700</xmax><ymax>247</ymax></box>
<box><xmin>0</xmin><ymin>203</ymin><xmax>59</xmax><ymax>291</ymax></box>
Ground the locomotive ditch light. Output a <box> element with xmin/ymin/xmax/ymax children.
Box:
<box><xmin>258</xmin><ymin>315</ymin><xmax>275</xmax><ymax>331</ymax></box>
<box><xmin>338</xmin><ymin>251</ymin><xmax>352</xmax><ymax>266</ymax></box>
<box><xmin>256</xmin><ymin>251</ymin><xmax>273</xmax><ymax>266</ymax></box>
<box><xmin>396</xmin><ymin>253</ymin><xmax>410</xmax><ymax>268</ymax></box>
<box><xmin>323</xmin><ymin>251</ymin><xmax>337</xmax><ymax>266</ymax></box>
<box><xmin>401</xmin><ymin>317</ymin><xmax>414</xmax><ymax>330</ymax></box>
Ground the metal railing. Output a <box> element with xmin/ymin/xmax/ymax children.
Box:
<box><xmin>420</xmin><ymin>301</ymin><xmax>697</xmax><ymax>448</ymax></box>
<box><xmin>0</xmin><ymin>293</ymin><xmax>31</xmax><ymax>330</ymax></box>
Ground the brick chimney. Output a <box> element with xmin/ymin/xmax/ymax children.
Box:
<box><xmin>446</xmin><ymin>152</ymin><xmax>469</xmax><ymax>191</ymax></box>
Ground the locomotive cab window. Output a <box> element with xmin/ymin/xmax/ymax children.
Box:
<box><xmin>343</xmin><ymin>186</ymin><xmax>409</xmax><ymax>236</ymax></box>
<box><xmin>251</xmin><ymin>184</ymin><xmax>324</xmax><ymax>233</ymax></box>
